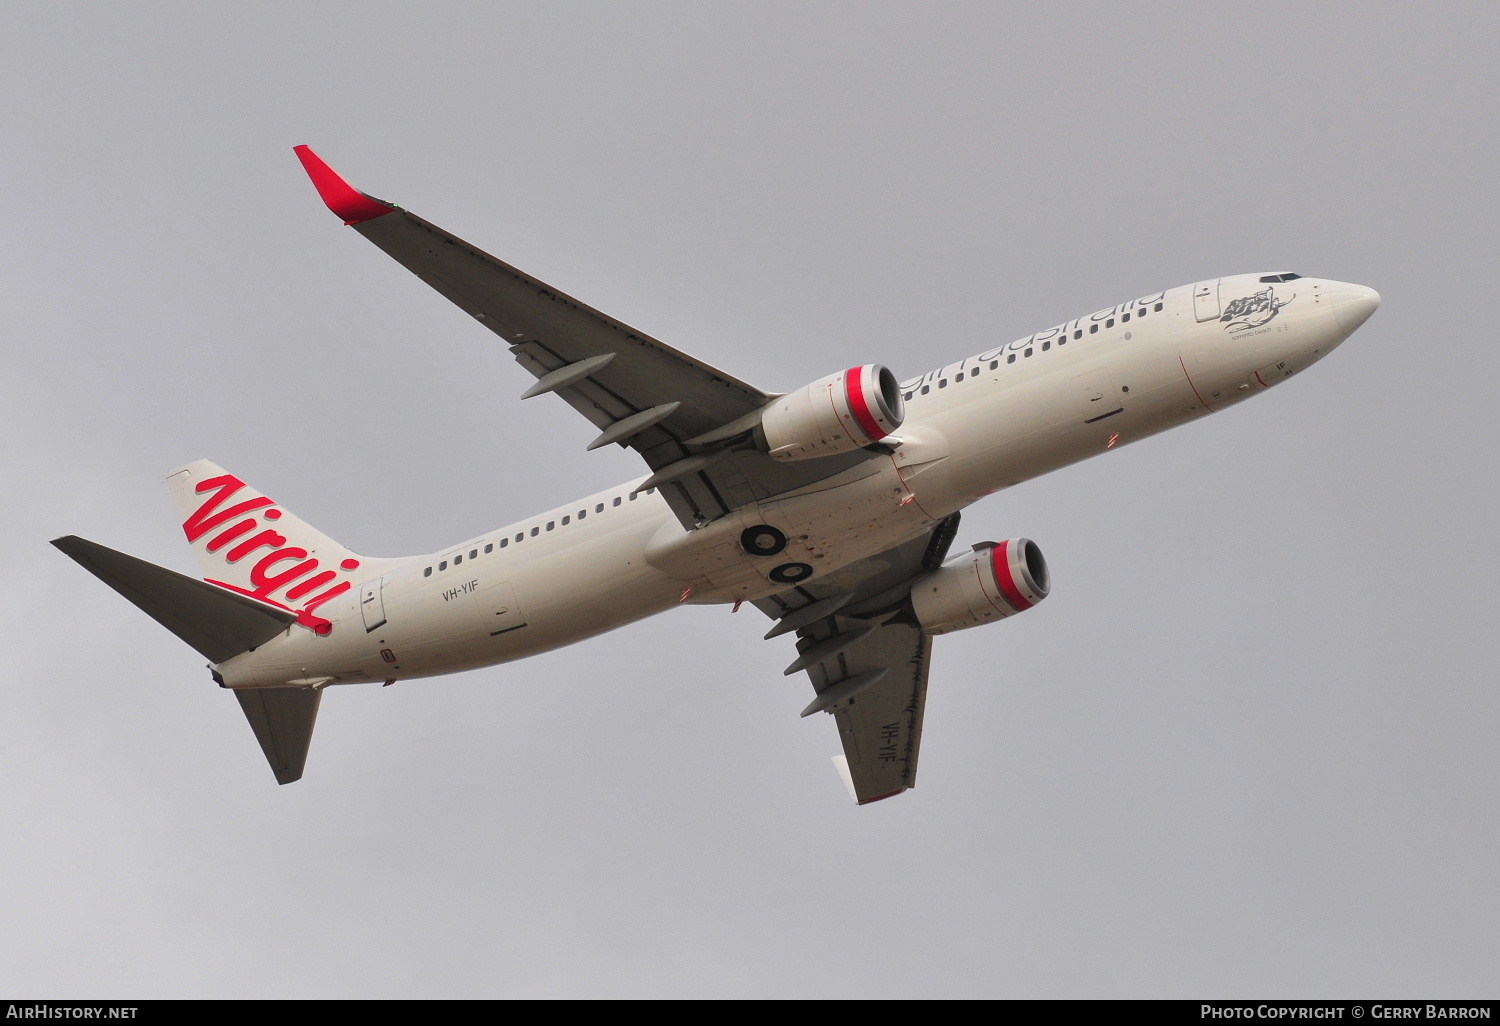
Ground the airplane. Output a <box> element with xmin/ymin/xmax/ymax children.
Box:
<box><xmin>53</xmin><ymin>146</ymin><xmax>1381</xmax><ymax>804</ymax></box>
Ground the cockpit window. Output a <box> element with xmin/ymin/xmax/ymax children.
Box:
<box><xmin>1260</xmin><ymin>273</ymin><xmax>1302</xmax><ymax>283</ymax></box>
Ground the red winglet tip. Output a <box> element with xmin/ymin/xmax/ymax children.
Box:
<box><xmin>293</xmin><ymin>145</ymin><xmax>396</xmax><ymax>225</ymax></box>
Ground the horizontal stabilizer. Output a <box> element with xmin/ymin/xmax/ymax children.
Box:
<box><xmin>52</xmin><ymin>535</ymin><xmax>296</xmax><ymax>664</ymax></box>
<box><xmin>235</xmin><ymin>687</ymin><xmax>322</xmax><ymax>784</ymax></box>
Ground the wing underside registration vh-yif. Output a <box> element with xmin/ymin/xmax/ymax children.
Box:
<box><xmin>54</xmin><ymin>147</ymin><xmax>1381</xmax><ymax>802</ymax></box>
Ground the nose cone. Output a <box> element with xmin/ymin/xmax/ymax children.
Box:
<box><xmin>1329</xmin><ymin>283</ymin><xmax>1381</xmax><ymax>334</ymax></box>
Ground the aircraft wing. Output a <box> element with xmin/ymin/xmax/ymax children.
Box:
<box><xmin>754</xmin><ymin>515</ymin><xmax>960</xmax><ymax>803</ymax></box>
<box><xmin>295</xmin><ymin>146</ymin><xmax>875</xmax><ymax>529</ymax></box>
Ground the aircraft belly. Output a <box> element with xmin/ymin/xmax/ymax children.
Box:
<box><xmin>644</xmin><ymin>459</ymin><xmax>934</xmax><ymax>602</ymax></box>
<box><xmin>759</xmin><ymin>459</ymin><xmax>933</xmax><ymax>575</ymax></box>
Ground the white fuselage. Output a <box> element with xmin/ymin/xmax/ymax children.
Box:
<box><xmin>216</xmin><ymin>274</ymin><xmax>1371</xmax><ymax>690</ymax></box>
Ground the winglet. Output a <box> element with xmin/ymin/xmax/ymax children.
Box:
<box><xmin>293</xmin><ymin>145</ymin><xmax>397</xmax><ymax>225</ymax></box>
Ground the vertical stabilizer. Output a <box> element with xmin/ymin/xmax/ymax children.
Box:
<box><xmin>166</xmin><ymin>460</ymin><xmax>373</xmax><ymax>634</ymax></box>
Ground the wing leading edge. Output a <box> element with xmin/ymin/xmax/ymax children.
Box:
<box><xmin>294</xmin><ymin>145</ymin><xmax>876</xmax><ymax>529</ymax></box>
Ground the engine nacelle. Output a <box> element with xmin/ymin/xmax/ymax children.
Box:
<box><xmin>910</xmin><ymin>539</ymin><xmax>1050</xmax><ymax>635</ymax></box>
<box><xmin>759</xmin><ymin>364</ymin><xmax>904</xmax><ymax>461</ymax></box>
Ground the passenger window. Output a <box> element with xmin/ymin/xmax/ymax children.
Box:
<box><xmin>470</xmin><ymin>549</ymin><xmax>478</xmax><ymax>559</ymax></box>
<box><xmin>516</xmin><ymin>532</ymin><xmax>524</xmax><ymax>542</ymax></box>
<box><xmin>500</xmin><ymin>538</ymin><xmax>508</xmax><ymax>548</ymax></box>
<box><xmin>484</xmin><ymin>543</ymin><xmax>493</xmax><ymax>554</ymax></box>
<box><xmin>454</xmin><ymin>554</ymin><xmax>462</xmax><ymax>565</ymax></box>
<box><xmin>439</xmin><ymin>560</ymin><xmax>447</xmax><ymax>571</ymax></box>
<box><xmin>546</xmin><ymin>521</ymin><xmax>555</xmax><ymax>531</ymax></box>
<box><xmin>939</xmin><ymin>379</ymin><xmax>947</xmax><ymax>388</ymax></box>
<box><xmin>1042</xmin><ymin>341</ymin><xmax>1050</xmax><ymax>351</ymax></box>
<box><xmin>921</xmin><ymin>385</ymin><xmax>930</xmax><ymax>395</ymax></box>
<box><xmin>613</xmin><ymin>497</ymin><xmax>621</xmax><ymax>507</ymax></box>
<box><xmin>629</xmin><ymin>492</ymin><xmax>637</xmax><ymax>501</ymax></box>
<box><xmin>955</xmin><ymin>371</ymin><xmax>964</xmax><ymax>382</ymax></box>
<box><xmin>530</xmin><ymin>527</ymin><xmax>539</xmax><ymax>537</ymax></box>
<box><xmin>561</xmin><ymin>516</ymin><xmax>570</xmax><ymax>525</ymax></box>
<box><xmin>645</xmin><ymin>488</ymin><xmax>655</xmax><ymax>495</ymax></box>
<box><xmin>990</xmin><ymin>361</ymin><xmax>998</xmax><ymax>370</ymax></box>
<box><xmin>1137</xmin><ymin>308</ymin><xmax>1147</xmax><ymax>317</ymax></box>
<box><xmin>596</xmin><ymin>503</ymin><xmax>604</xmax><ymax>513</ymax></box>
<box><xmin>1090</xmin><ymin>324</ymin><xmax>1099</xmax><ymax>334</ymax></box>
<box><xmin>1154</xmin><ymin>302</ymin><xmax>1163</xmax><ymax>312</ymax></box>
<box><xmin>1121</xmin><ymin>313</ymin><xmax>1130</xmax><ymax>323</ymax></box>
<box><xmin>1058</xmin><ymin>337</ymin><xmax>1066</xmax><ymax>345</ymax></box>
<box><xmin>1106</xmin><ymin>318</ymin><xmax>1115</xmax><ymax>328</ymax></box>
<box><xmin>1074</xmin><ymin>329</ymin><xmax>1082</xmax><ymax>339</ymax></box>
<box><xmin>1007</xmin><ymin>353</ymin><xmax>1016</xmax><ymax>364</ymax></box>
<box><xmin>903</xmin><ymin>392</ymin><xmax>913</xmax><ymax>401</ymax></box>
<box><xmin>423</xmin><ymin>567</ymin><xmax>432</xmax><ymax>577</ymax></box>
<box><xmin>1024</xmin><ymin>348</ymin><xmax>1033</xmax><ymax>358</ymax></box>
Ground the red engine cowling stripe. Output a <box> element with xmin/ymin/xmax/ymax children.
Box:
<box><xmin>844</xmin><ymin>365</ymin><xmax>887</xmax><ymax>443</ymax></box>
<box><xmin>991</xmin><ymin>540</ymin><xmax>1034</xmax><ymax>612</ymax></box>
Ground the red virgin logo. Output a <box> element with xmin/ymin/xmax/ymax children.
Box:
<box><xmin>183</xmin><ymin>474</ymin><xmax>356</xmax><ymax>636</ymax></box>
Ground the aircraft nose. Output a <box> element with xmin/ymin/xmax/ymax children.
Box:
<box><xmin>1329</xmin><ymin>283</ymin><xmax>1380</xmax><ymax>334</ymax></box>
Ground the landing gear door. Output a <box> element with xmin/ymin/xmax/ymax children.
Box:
<box><xmin>360</xmin><ymin>577</ymin><xmax>387</xmax><ymax>633</ymax></box>
<box><xmin>1192</xmin><ymin>280</ymin><xmax>1222</xmax><ymax>322</ymax></box>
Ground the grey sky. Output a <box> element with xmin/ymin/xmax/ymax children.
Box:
<box><xmin>2</xmin><ymin>2</ymin><xmax>1494</xmax><ymax>998</ymax></box>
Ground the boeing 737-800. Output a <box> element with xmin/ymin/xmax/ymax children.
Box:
<box><xmin>54</xmin><ymin>146</ymin><xmax>1380</xmax><ymax>804</ymax></box>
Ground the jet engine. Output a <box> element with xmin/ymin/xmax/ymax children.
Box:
<box><xmin>909</xmin><ymin>538</ymin><xmax>1050</xmax><ymax>635</ymax></box>
<box><xmin>759</xmin><ymin>364</ymin><xmax>904</xmax><ymax>461</ymax></box>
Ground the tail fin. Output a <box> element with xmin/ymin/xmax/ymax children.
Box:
<box><xmin>166</xmin><ymin>459</ymin><xmax>371</xmax><ymax>634</ymax></box>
